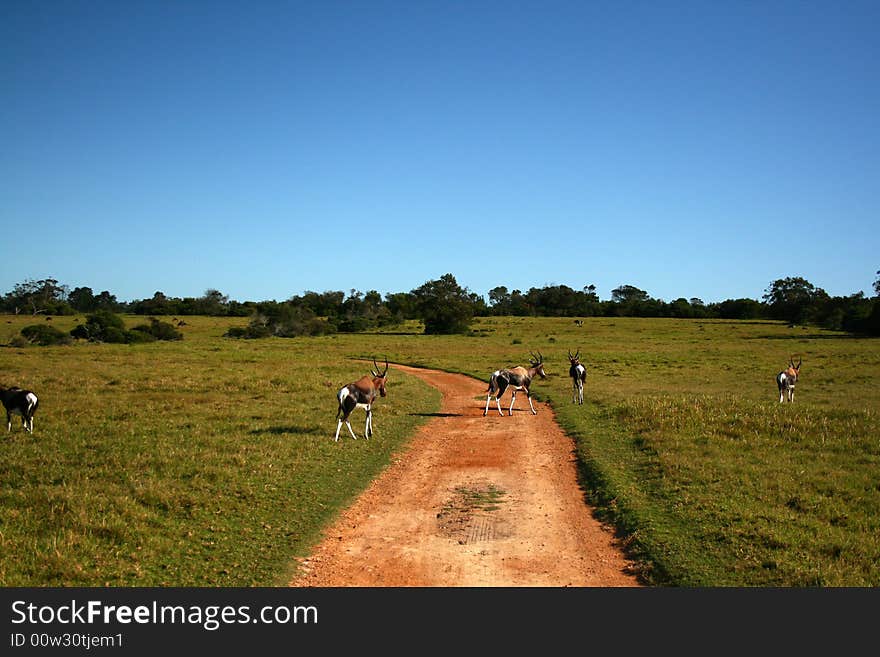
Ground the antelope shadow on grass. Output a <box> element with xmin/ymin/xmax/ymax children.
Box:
<box><xmin>250</xmin><ymin>425</ymin><xmax>323</xmax><ymax>435</ymax></box>
<box><xmin>408</xmin><ymin>412</ymin><xmax>461</xmax><ymax>418</ymax></box>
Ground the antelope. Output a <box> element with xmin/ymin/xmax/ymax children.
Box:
<box><xmin>484</xmin><ymin>351</ymin><xmax>546</xmax><ymax>416</ymax></box>
<box><xmin>334</xmin><ymin>358</ymin><xmax>389</xmax><ymax>441</ymax></box>
<box><xmin>1</xmin><ymin>386</ymin><xmax>39</xmax><ymax>433</ymax></box>
<box><xmin>568</xmin><ymin>349</ymin><xmax>587</xmax><ymax>404</ymax></box>
<box><xmin>776</xmin><ymin>357</ymin><xmax>802</xmax><ymax>403</ymax></box>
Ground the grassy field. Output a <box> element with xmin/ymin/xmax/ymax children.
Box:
<box><xmin>0</xmin><ymin>314</ymin><xmax>877</xmax><ymax>586</ymax></box>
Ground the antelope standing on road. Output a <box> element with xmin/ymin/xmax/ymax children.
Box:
<box><xmin>776</xmin><ymin>357</ymin><xmax>802</xmax><ymax>403</ymax></box>
<box><xmin>568</xmin><ymin>349</ymin><xmax>587</xmax><ymax>405</ymax></box>
<box><xmin>484</xmin><ymin>352</ymin><xmax>547</xmax><ymax>416</ymax></box>
<box><xmin>1</xmin><ymin>386</ymin><xmax>39</xmax><ymax>433</ymax></box>
<box><xmin>334</xmin><ymin>358</ymin><xmax>389</xmax><ymax>441</ymax></box>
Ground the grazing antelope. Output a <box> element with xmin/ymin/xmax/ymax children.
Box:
<box><xmin>1</xmin><ymin>386</ymin><xmax>39</xmax><ymax>433</ymax></box>
<box><xmin>776</xmin><ymin>357</ymin><xmax>802</xmax><ymax>403</ymax></box>
<box><xmin>568</xmin><ymin>349</ymin><xmax>587</xmax><ymax>405</ymax></box>
<box><xmin>334</xmin><ymin>358</ymin><xmax>389</xmax><ymax>441</ymax></box>
<box><xmin>484</xmin><ymin>351</ymin><xmax>547</xmax><ymax>416</ymax></box>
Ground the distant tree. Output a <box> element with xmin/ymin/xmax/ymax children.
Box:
<box><xmin>611</xmin><ymin>284</ymin><xmax>649</xmax><ymax>304</ymax></box>
<box><xmin>488</xmin><ymin>286</ymin><xmax>512</xmax><ymax>315</ymax></box>
<box><xmin>94</xmin><ymin>290</ymin><xmax>121</xmax><ymax>312</ymax></box>
<box><xmin>412</xmin><ymin>274</ymin><xmax>475</xmax><ymax>334</ymax></box>
<box><xmin>715</xmin><ymin>298</ymin><xmax>764</xmax><ymax>320</ymax></box>
<box><xmin>335</xmin><ymin>289</ymin><xmax>395</xmax><ymax>332</ymax></box>
<box><xmin>527</xmin><ymin>285</ymin><xmax>580</xmax><ymax>316</ymax></box>
<box><xmin>198</xmin><ymin>289</ymin><xmax>229</xmax><ymax>315</ymax></box>
<box><xmin>610</xmin><ymin>284</ymin><xmax>651</xmax><ymax>316</ymax></box>
<box><xmin>295</xmin><ymin>290</ymin><xmax>345</xmax><ymax>318</ymax></box>
<box><xmin>68</xmin><ymin>286</ymin><xmax>97</xmax><ymax>312</ymax></box>
<box><xmin>669</xmin><ymin>298</ymin><xmax>694</xmax><ymax>318</ymax></box>
<box><xmin>867</xmin><ymin>299</ymin><xmax>880</xmax><ymax>336</ymax></box>
<box><xmin>4</xmin><ymin>278</ymin><xmax>72</xmax><ymax>315</ymax></box>
<box><xmin>131</xmin><ymin>291</ymin><xmax>174</xmax><ymax>315</ymax></box>
<box><xmin>762</xmin><ymin>277</ymin><xmax>827</xmax><ymax>324</ymax></box>
<box><xmin>384</xmin><ymin>291</ymin><xmax>419</xmax><ymax>320</ymax></box>
<box><xmin>226</xmin><ymin>302</ymin><xmax>335</xmax><ymax>339</ymax></box>
<box><xmin>874</xmin><ymin>270</ymin><xmax>880</xmax><ymax>297</ymax></box>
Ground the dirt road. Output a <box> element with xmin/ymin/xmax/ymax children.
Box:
<box><xmin>289</xmin><ymin>364</ymin><xmax>641</xmax><ymax>587</ymax></box>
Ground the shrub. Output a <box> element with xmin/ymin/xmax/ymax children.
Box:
<box><xmin>132</xmin><ymin>318</ymin><xmax>183</xmax><ymax>341</ymax></box>
<box><xmin>20</xmin><ymin>324</ymin><xmax>72</xmax><ymax>346</ymax></box>
<box><xmin>126</xmin><ymin>328</ymin><xmax>157</xmax><ymax>344</ymax></box>
<box><xmin>102</xmin><ymin>326</ymin><xmax>130</xmax><ymax>343</ymax></box>
<box><xmin>71</xmin><ymin>310</ymin><xmax>127</xmax><ymax>342</ymax></box>
<box><xmin>71</xmin><ymin>311</ymin><xmax>180</xmax><ymax>344</ymax></box>
<box><xmin>225</xmin><ymin>304</ymin><xmax>335</xmax><ymax>339</ymax></box>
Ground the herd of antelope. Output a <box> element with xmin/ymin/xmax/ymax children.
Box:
<box><xmin>1</xmin><ymin>353</ymin><xmax>803</xmax><ymax>441</ymax></box>
<box><xmin>329</xmin><ymin>350</ymin><xmax>805</xmax><ymax>441</ymax></box>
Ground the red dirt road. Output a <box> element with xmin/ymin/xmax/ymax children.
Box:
<box><xmin>289</xmin><ymin>364</ymin><xmax>641</xmax><ymax>587</ymax></box>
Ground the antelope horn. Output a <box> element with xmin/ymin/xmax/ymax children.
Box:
<box><xmin>568</xmin><ymin>349</ymin><xmax>573</xmax><ymax>359</ymax></box>
<box><xmin>371</xmin><ymin>358</ymin><xmax>380</xmax><ymax>377</ymax></box>
<box><xmin>382</xmin><ymin>356</ymin><xmax>389</xmax><ymax>377</ymax></box>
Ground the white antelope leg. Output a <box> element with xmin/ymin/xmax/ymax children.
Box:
<box><xmin>508</xmin><ymin>390</ymin><xmax>517</xmax><ymax>415</ymax></box>
<box><xmin>527</xmin><ymin>393</ymin><xmax>537</xmax><ymax>415</ymax></box>
<box><xmin>334</xmin><ymin>418</ymin><xmax>358</xmax><ymax>441</ymax></box>
<box><xmin>365</xmin><ymin>406</ymin><xmax>372</xmax><ymax>438</ymax></box>
<box><xmin>485</xmin><ymin>393</ymin><xmax>504</xmax><ymax>416</ymax></box>
<box><xmin>334</xmin><ymin>412</ymin><xmax>359</xmax><ymax>441</ymax></box>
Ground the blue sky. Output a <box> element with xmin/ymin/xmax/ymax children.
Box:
<box><xmin>2</xmin><ymin>0</ymin><xmax>878</xmax><ymax>304</ymax></box>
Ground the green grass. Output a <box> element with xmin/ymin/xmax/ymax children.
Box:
<box><xmin>1</xmin><ymin>314</ymin><xmax>878</xmax><ymax>586</ymax></box>
<box><xmin>0</xmin><ymin>315</ymin><xmax>441</xmax><ymax>586</ymax></box>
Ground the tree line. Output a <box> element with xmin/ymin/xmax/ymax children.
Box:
<box><xmin>3</xmin><ymin>272</ymin><xmax>879</xmax><ymax>337</ymax></box>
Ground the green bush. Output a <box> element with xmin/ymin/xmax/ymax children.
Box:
<box><xmin>225</xmin><ymin>304</ymin><xmax>335</xmax><ymax>339</ymax></box>
<box><xmin>19</xmin><ymin>324</ymin><xmax>72</xmax><ymax>346</ymax></box>
<box><xmin>71</xmin><ymin>310</ymin><xmax>126</xmax><ymax>342</ymax></box>
<box><xmin>126</xmin><ymin>328</ymin><xmax>157</xmax><ymax>344</ymax></box>
<box><xmin>102</xmin><ymin>327</ymin><xmax>129</xmax><ymax>343</ymax></box>
<box><xmin>71</xmin><ymin>311</ymin><xmax>180</xmax><ymax>344</ymax></box>
<box><xmin>132</xmin><ymin>318</ymin><xmax>182</xmax><ymax>341</ymax></box>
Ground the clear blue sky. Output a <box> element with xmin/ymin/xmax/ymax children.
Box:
<box><xmin>2</xmin><ymin>0</ymin><xmax>878</xmax><ymax>304</ymax></box>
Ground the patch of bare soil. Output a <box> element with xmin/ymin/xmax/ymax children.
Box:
<box><xmin>289</xmin><ymin>364</ymin><xmax>641</xmax><ymax>587</ymax></box>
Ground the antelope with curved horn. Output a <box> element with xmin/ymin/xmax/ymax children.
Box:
<box><xmin>568</xmin><ymin>349</ymin><xmax>587</xmax><ymax>405</ymax></box>
<box><xmin>484</xmin><ymin>351</ymin><xmax>547</xmax><ymax>416</ymax></box>
<box><xmin>776</xmin><ymin>357</ymin><xmax>802</xmax><ymax>403</ymax></box>
<box><xmin>334</xmin><ymin>358</ymin><xmax>389</xmax><ymax>441</ymax></box>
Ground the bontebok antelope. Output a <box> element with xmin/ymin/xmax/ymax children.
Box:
<box><xmin>334</xmin><ymin>358</ymin><xmax>389</xmax><ymax>441</ymax></box>
<box><xmin>484</xmin><ymin>352</ymin><xmax>546</xmax><ymax>416</ymax></box>
<box><xmin>776</xmin><ymin>357</ymin><xmax>802</xmax><ymax>403</ymax></box>
<box><xmin>568</xmin><ymin>349</ymin><xmax>587</xmax><ymax>405</ymax></box>
<box><xmin>1</xmin><ymin>386</ymin><xmax>39</xmax><ymax>433</ymax></box>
